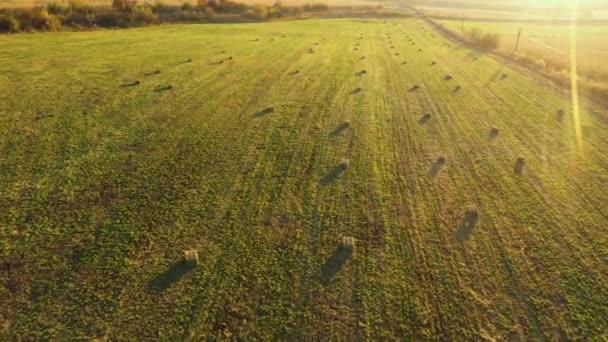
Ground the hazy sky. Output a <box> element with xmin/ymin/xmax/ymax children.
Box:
<box><xmin>406</xmin><ymin>0</ymin><xmax>608</xmax><ymax>10</ymax></box>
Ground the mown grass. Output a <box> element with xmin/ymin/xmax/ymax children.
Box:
<box><xmin>0</xmin><ymin>18</ymin><xmax>607</xmax><ymax>340</ymax></box>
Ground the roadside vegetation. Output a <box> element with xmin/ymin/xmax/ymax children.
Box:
<box><xmin>428</xmin><ymin>18</ymin><xmax>608</xmax><ymax>105</ymax></box>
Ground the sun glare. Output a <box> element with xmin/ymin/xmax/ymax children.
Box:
<box><xmin>569</xmin><ymin>0</ymin><xmax>583</xmax><ymax>152</ymax></box>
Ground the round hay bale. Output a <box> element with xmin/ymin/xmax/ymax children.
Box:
<box><xmin>341</xmin><ymin>236</ymin><xmax>355</xmax><ymax>252</ymax></box>
<box><xmin>339</xmin><ymin>158</ymin><xmax>350</xmax><ymax>169</ymax></box>
<box><xmin>183</xmin><ymin>250</ymin><xmax>199</xmax><ymax>266</ymax></box>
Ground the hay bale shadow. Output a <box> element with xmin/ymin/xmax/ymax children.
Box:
<box><xmin>289</xmin><ymin>70</ymin><xmax>300</xmax><ymax>75</ymax></box>
<box><xmin>154</xmin><ymin>85</ymin><xmax>173</xmax><ymax>92</ymax></box>
<box><xmin>453</xmin><ymin>86</ymin><xmax>462</xmax><ymax>93</ymax></box>
<box><xmin>209</xmin><ymin>60</ymin><xmax>224</xmax><ymax>65</ymax></box>
<box><xmin>409</xmin><ymin>85</ymin><xmax>420</xmax><ymax>92</ymax></box>
<box><xmin>329</xmin><ymin>121</ymin><xmax>350</xmax><ymax>138</ymax></box>
<box><xmin>419</xmin><ymin>113</ymin><xmax>432</xmax><ymax>125</ymax></box>
<box><xmin>355</xmin><ymin>70</ymin><xmax>367</xmax><ymax>76</ymax></box>
<box><xmin>320</xmin><ymin>245</ymin><xmax>352</xmax><ymax>285</ymax></box>
<box><xmin>555</xmin><ymin>109</ymin><xmax>565</xmax><ymax>122</ymax></box>
<box><xmin>148</xmin><ymin>261</ymin><xmax>195</xmax><ymax>291</ymax></box>
<box><xmin>121</xmin><ymin>80</ymin><xmax>140</xmax><ymax>87</ymax></box>
<box><xmin>590</xmin><ymin>109</ymin><xmax>607</xmax><ymax>123</ymax></box>
<box><xmin>429</xmin><ymin>157</ymin><xmax>445</xmax><ymax>177</ymax></box>
<box><xmin>456</xmin><ymin>208</ymin><xmax>479</xmax><ymax>241</ymax></box>
<box><xmin>350</xmin><ymin>88</ymin><xmax>362</xmax><ymax>95</ymax></box>
<box><xmin>501</xmin><ymin>73</ymin><xmax>508</xmax><ymax>80</ymax></box>
<box><xmin>34</xmin><ymin>113</ymin><xmax>54</xmax><ymax>121</ymax></box>
<box><xmin>255</xmin><ymin>107</ymin><xmax>274</xmax><ymax>117</ymax></box>
<box><xmin>144</xmin><ymin>70</ymin><xmax>160</xmax><ymax>76</ymax></box>
<box><xmin>320</xmin><ymin>163</ymin><xmax>348</xmax><ymax>185</ymax></box>
<box><xmin>514</xmin><ymin>157</ymin><xmax>525</xmax><ymax>175</ymax></box>
<box><xmin>444</xmin><ymin>75</ymin><xmax>453</xmax><ymax>81</ymax></box>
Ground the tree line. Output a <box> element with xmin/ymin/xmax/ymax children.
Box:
<box><xmin>0</xmin><ymin>0</ymin><xmax>332</xmax><ymax>32</ymax></box>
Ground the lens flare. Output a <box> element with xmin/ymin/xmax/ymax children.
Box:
<box><xmin>570</xmin><ymin>0</ymin><xmax>583</xmax><ymax>152</ymax></box>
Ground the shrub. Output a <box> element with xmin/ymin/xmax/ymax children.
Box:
<box><xmin>65</xmin><ymin>8</ymin><xmax>96</xmax><ymax>28</ymax></box>
<box><xmin>153</xmin><ymin>3</ymin><xmax>175</xmax><ymax>14</ymax></box>
<box><xmin>466</xmin><ymin>28</ymin><xmax>499</xmax><ymax>50</ymax></box>
<box><xmin>68</xmin><ymin>0</ymin><xmax>89</xmax><ymax>10</ymax></box>
<box><xmin>479</xmin><ymin>33</ymin><xmax>499</xmax><ymax>50</ymax></box>
<box><xmin>203</xmin><ymin>6</ymin><xmax>215</xmax><ymax>18</ymax></box>
<box><xmin>13</xmin><ymin>8</ymin><xmax>62</xmax><ymax>31</ymax></box>
<box><xmin>242</xmin><ymin>4</ymin><xmax>268</xmax><ymax>20</ymax></box>
<box><xmin>96</xmin><ymin>9</ymin><xmax>127</xmax><ymax>27</ymax></box>
<box><xmin>303</xmin><ymin>3</ymin><xmax>329</xmax><ymax>12</ymax></box>
<box><xmin>47</xmin><ymin>2</ymin><xmax>69</xmax><ymax>15</ymax></box>
<box><xmin>533</xmin><ymin>58</ymin><xmax>547</xmax><ymax>71</ymax></box>
<box><xmin>112</xmin><ymin>0</ymin><xmax>129</xmax><ymax>11</ymax></box>
<box><xmin>130</xmin><ymin>6</ymin><xmax>158</xmax><ymax>25</ymax></box>
<box><xmin>215</xmin><ymin>0</ymin><xmax>246</xmax><ymax>14</ymax></box>
<box><xmin>0</xmin><ymin>13</ymin><xmax>20</xmax><ymax>33</ymax></box>
<box><xmin>268</xmin><ymin>6</ymin><xmax>283</xmax><ymax>18</ymax></box>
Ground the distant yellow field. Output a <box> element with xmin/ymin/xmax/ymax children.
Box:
<box><xmin>437</xmin><ymin>19</ymin><xmax>608</xmax><ymax>78</ymax></box>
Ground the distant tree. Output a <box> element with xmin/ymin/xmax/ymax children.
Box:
<box><xmin>68</xmin><ymin>0</ymin><xmax>89</xmax><ymax>11</ymax></box>
<box><xmin>0</xmin><ymin>14</ymin><xmax>21</xmax><ymax>32</ymax></box>
<box><xmin>303</xmin><ymin>3</ymin><xmax>328</xmax><ymax>12</ymax></box>
<box><xmin>112</xmin><ymin>0</ymin><xmax>127</xmax><ymax>11</ymax></box>
<box><xmin>203</xmin><ymin>5</ymin><xmax>215</xmax><ymax>17</ymax></box>
<box><xmin>47</xmin><ymin>1</ymin><xmax>68</xmax><ymax>15</ymax></box>
<box><xmin>242</xmin><ymin>3</ymin><xmax>267</xmax><ymax>19</ymax></box>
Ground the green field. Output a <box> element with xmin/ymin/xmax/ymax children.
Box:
<box><xmin>437</xmin><ymin>18</ymin><xmax>608</xmax><ymax>77</ymax></box>
<box><xmin>1</xmin><ymin>18</ymin><xmax>608</xmax><ymax>340</ymax></box>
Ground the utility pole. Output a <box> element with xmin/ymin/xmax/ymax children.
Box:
<box><xmin>514</xmin><ymin>27</ymin><xmax>522</xmax><ymax>52</ymax></box>
<box><xmin>461</xmin><ymin>13</ymin><xmax>464</xmax><ymax>33</ymax></box>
